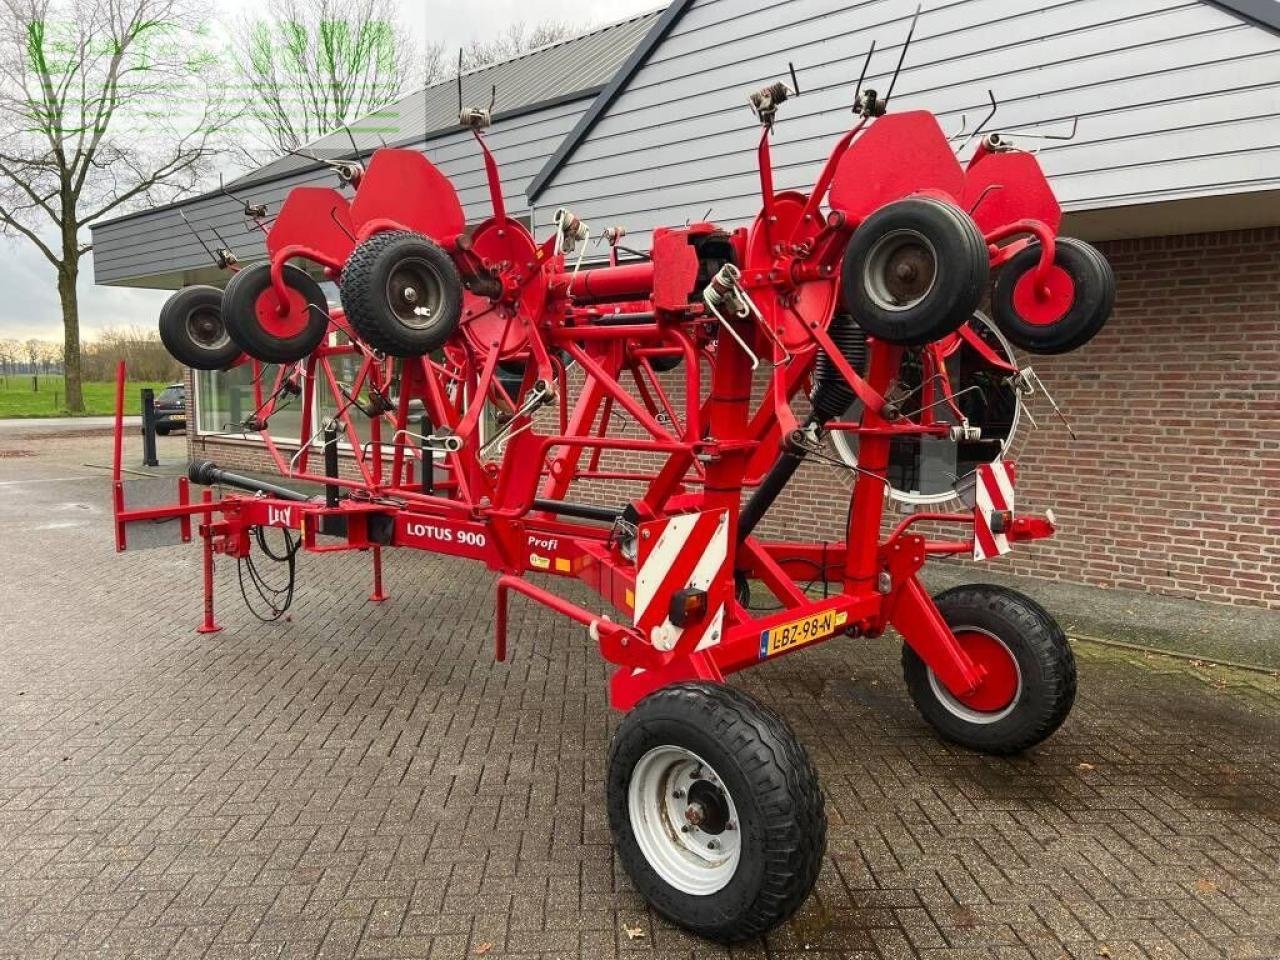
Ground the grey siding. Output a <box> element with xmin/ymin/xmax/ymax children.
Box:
<box><xmin>533</xmin><ymin>0</ymin><xmax>1280</xmax><ymax>242</ymax></box>
<box><xmin>92</xmin><ymin>97</ymin><xmax>586</xmax><ymax>287</ymax></box>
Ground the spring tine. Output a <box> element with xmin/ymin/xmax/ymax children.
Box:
<box><xmin>884</xmin><ymin>4</ymin><xmax>922</xmax><ymax>109</ymax></box>
<box><xmin>330</xmin><ymin>205</ymin><xmax>356</xmax><ymax>243</ymax></box>
<box><xmin>1028</xmin><ymin>368</ymin><xmax>1077</xmax><ymax>440</ymax></box>
<box><xmin>1000</xmin><ymin>116</ymin><xmax>1080</xmax><ymax>142</ymax></box>
<box><xmin>456</xmin><ymin>48</ymin><xmax>464</xmax><ymax>114</ymax></box>
<box><xmin>955</xmin><ymin>89</ymin><xmax>999</xmax><ymax>155</ymax></box>
<box><xmin>178</xmin><ymin>211</ymin><xmax>221</xmax><ymax>268</ymax></box>
<box><xmin>853</xmin><ymin>40</ymin><xmax>876</xmax><ymax>109</ymax></box>
<box><xmin>343</xmin><ymin>124</ymin><xmax>363</xmax><ymax>164</ymax></box>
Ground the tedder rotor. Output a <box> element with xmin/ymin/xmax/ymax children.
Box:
<box><xmin>120</xmin><ymin>23</ymin><xmax>1113</xmax><ymax>942</ymax></box>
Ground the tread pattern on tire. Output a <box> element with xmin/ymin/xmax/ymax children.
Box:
<box><xmin>340</xmin><ymin>231</ymin><xmax>463</xmax><ymax>357</ymax></box>
<box><xmin>608</xmin><ymin>681</ymin><xmax>826</xmax><ymax>943</ymax></box>
<box><xmin>158</xmin><ymin>285</ymin><xmax>241</xmax><ymax>370</ymax></box>
<box><xmin>842</xmin><ymin>195</ymin><xmax>990</xmax><ymax>346</ymax></box>
<box><xmin>222</xmin><ymin>263</ymin><xmax>329</xmax><ymax>364</ymax></box>
<box><xmin>991</xmin><ymin>237</ymin><xmax>1115</xmax><ymax>355</ymax></box>
<box><xmin>902</xmin><ymin>584</ymin><xmax>1077</xmax><ymax>755</ymax></box>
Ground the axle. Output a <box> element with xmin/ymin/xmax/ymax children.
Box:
<box><xmin>188</xmin><ymin>460</ymin><xmax>313</xmax><ymax>503</ymax></box>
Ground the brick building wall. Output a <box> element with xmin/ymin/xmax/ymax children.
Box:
<box><xmin>188</xmin><ymin>227</ymin><xmax>1280</xmax><ymax>610</ymax></box>
<box><xmin>766</xmin><ymin>228</ymin><xmax>1280</xmax><ymax>610</ymax></box>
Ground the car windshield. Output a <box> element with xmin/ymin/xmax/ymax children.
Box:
<box><xmin>158</xmin><ymin>387</ymin><xmax>183</xmax><ymax>404</ymax></box>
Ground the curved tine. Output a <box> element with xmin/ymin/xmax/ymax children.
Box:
<box><xmin>290</xmin><ymin>417</ymin><xmax>339</xmax><ymax>472</ymax></box>
<box><xmin>330</xmin><ymin>205</ymin><xmax>356</xmax><ymax>243</ymax></box>
<box><xmin>343</xmin><ymin>124</ymin><xmax>363</xmax><ymax>164</ymax></box>
<box><xmin>955</xmin><ymin>89</ymin><xmax>999</xmax><ymax>156</ymax></box>
<box><xmin>1001</xmin><ymin>116</ymin><xmax>1080</xmax><ymax>143</ymax></box>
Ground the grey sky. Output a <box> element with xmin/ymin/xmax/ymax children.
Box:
<box><xmin>0</xmin><ymin>0</ymin><xmax>660</xmax><ymax>344</ymax></box>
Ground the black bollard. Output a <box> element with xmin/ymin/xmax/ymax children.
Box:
<box><xmin>140</xmin><ymin>388</ymin><xmax>159</xmax><ymax>467</ymax></box>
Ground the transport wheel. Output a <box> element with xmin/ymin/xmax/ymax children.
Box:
<box><xmin>607</xmin><ymin>682</ymin><xmax>826</xmax><ymax>942</ymax></box>
<box><xmin>991</xmin><ymin>237</ymin><xmax>1114</xmax><ymax>354</ymax></box>
<box><xmin>902</xmin><ymin>584</ymin><xmax>1076</xmax><ymax>754</ymax></box>
<box><xmin>158</xmin><ymin>285</ymin><xmax>241</xmax><ymax>370</ymax></box>
<box><xmin>222</xmin><ymin>263</ymin><xmax>329</xmax><ymax>364</ymax></box>
<box><xmin>340</xmin><ymin>230</ymin><xmax>463</xmax><ymax>357</ymax></box>
<box><xmin>841</xmin><ymin>196</ymin><xmax>989</xmax><ymax>345</ymax></box>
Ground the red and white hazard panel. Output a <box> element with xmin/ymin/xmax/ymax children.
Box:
<box><xmin>972</xmin><ymin>460</ymin><xmax>1016</xmax><ymax>561</ymax></box>
<box><xmin>634</xmin><ymin>509</ymin><xmax>731</xmax><ymax>655</ymax></box>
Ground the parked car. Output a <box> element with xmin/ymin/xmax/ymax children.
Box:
<box><xmin>153</xmin><ymin>382</ymin><xmax>186</xmax><ymax>435</ymax></box>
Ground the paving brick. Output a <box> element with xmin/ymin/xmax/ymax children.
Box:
<box><xmin>2</xmin><ymin>435</ymin><xmax>1280</xmax><ymax>959</ymax></box>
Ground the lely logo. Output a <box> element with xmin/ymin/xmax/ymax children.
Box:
<box><xmin>267</xmin><ymin>505</ymin><xmax>292</xmax><ymax>527</ymax></box>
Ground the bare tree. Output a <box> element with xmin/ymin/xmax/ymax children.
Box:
<box><xmin>0</xmin><ymin>338</ymin><xmax>18</xmax><ymax>377</ymax></box>
<box><xmin>234</xmin><ymin>0</ymin><xmax>420</xmax><ymax>159</ymax></box>
<box><xmin>457</xmin><ymin>20</ymin><xmax>581</xmax><ymax>73</ymax></box>
<box><xmin>0</xmin><ymin>0</ymin><xmax>232</xmax><ymax>412</ymax></box>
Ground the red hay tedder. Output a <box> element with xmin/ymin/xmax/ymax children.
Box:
<box><xmin>120</xmin><ymin>23</ymin><xmax>1114</xmax><ymax>941</ymax></box>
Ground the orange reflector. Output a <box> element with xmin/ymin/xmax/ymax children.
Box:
<box><xmin>669</xmin><ymin>588</ymin><xmax>708</xmax><ymax>627</ymax></box>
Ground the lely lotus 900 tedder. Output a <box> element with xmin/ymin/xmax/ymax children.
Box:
<box><xmin>116</xmin><ymin>19</ymin><xmax>1112</xmax><ymax>941</ymax></box>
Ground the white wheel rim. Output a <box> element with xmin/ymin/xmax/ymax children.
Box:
<box><xmin>863</xmin><ymin>228</ymin><xmax>938</xmax><ymax>312</ymax></box>
<box><xmin>926</xmin><ymin>626</ymin><xmax>1023</xmax><ymax>725</ymax></box>
<box><xmin>627</xmin><ymin>746</ymin><xmax>741</xmax><ymax>896</ymax></box>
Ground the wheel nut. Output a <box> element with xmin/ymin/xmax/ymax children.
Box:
<box><xmin>680</xmin><ymin>825</ymin><xmax>691</xmax><ymax>833</ymax></box>
<box><xmin>672</xmin><ymin>789</ymin><xmax>684</xmax><ymax>799</ymax></box>
<box><xmin>707</xmin><ymin>840</ymin><xmax>719</xmax><ymax>851</ymax></box>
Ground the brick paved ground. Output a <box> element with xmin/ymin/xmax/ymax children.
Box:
<box><xmin>1</xmin><ymin>431</ymin><xmax>1279</xmax><ymax>959</ymax></box>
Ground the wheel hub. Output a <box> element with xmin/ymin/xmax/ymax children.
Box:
<box><xmin>388</xmin><ymin>259</ymin><xmax>442</xmax><ymax>328</ymax></box>
<box><xmin>186</xmin><ymin>307</ymin><xmax>228</xmax><ymax>349</ymax></box>
<box><xmin>628</xmin><ymin>746</ymin><xmax>741</xmax><ymax>895</ymax></box>
<box><xmin>865</xmin><ymin>228</ymin><xmax>938</xmax><ymax>311</ymax></box>
<box><xmin>928</xmin><ymin>627</ymin><xmax>1022</xmax><ymax>723</ymax></box>
<box><xmin>684</xmin><ymin>779</ymin><xmax>730</xmax><ymax>834</ymax></box>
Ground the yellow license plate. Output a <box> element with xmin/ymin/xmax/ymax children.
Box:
<box><xmin>759</xmin><ymin>609</ymin><xmax>847</xmax><ymax>659</ymax></box>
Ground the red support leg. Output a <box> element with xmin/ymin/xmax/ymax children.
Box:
<box><xmin>196</xmin><ymin>490</ymin><xmax>222</xmax><ymax>635</ymax></box>
<box><xmin>368</xmin><ymin>546</ymin><xmax>387</xmax><ymax>602</ymax></box>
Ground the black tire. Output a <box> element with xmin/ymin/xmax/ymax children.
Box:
<box><xmin>155</xmin><ymin>425</ymin><xmax>170</xmax><ymax>436</ymax></box>
<box><xmin>902</xmin><ymin>584</ymin><xmax>1076</xmax><ymax>754</ymax></box>
<box><xmin>157</xmin><ymin>285</ymin><xmax>241</xmax><ymax>370</ymax></box>
<box><xmin>645</xmin><ymin>351</ymin><xmax>684</xmax><ymax>373</ymax></box>
<box><xmin>222</xmin><ymin>263</ymin><xmax>329</xmax><ymax>364</ymax></box>
<box><xmin>842</xmin><ymin>196</ymin><xmax>989</xmax><ymax>345</ymax></box>
<box><xmin>340</xmin><ymin>231</ymin><xmax>463</xmax><ymax>357</ymax></box>
<box><xmin>991</xmin><ymin>237</ymin><xmax>1115</xmax><ymax>355</ymax></box>
<box><xmin>607</xmin><ymin>682</ymin><xmax>826</xmax><ymax>943</ymax></box>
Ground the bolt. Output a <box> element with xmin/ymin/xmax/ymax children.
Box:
<box><xmin>707</xmin><ymin>839</ymin><xmax>719</xmax><ymax>851</ymax></box>
<box><xmin>681</xmin><ymin>824</ymin><xmax>691</xmax><ymax>833</ymax></box>
<box><xmin>403</xmin><ymin>286</ymin><xmax>418</xmax><ymax>303</ymax></box>
<box><xmin>672</xmin><ymin>788</ymin><xmax>685</xmax><ymax>799</ymax></box>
